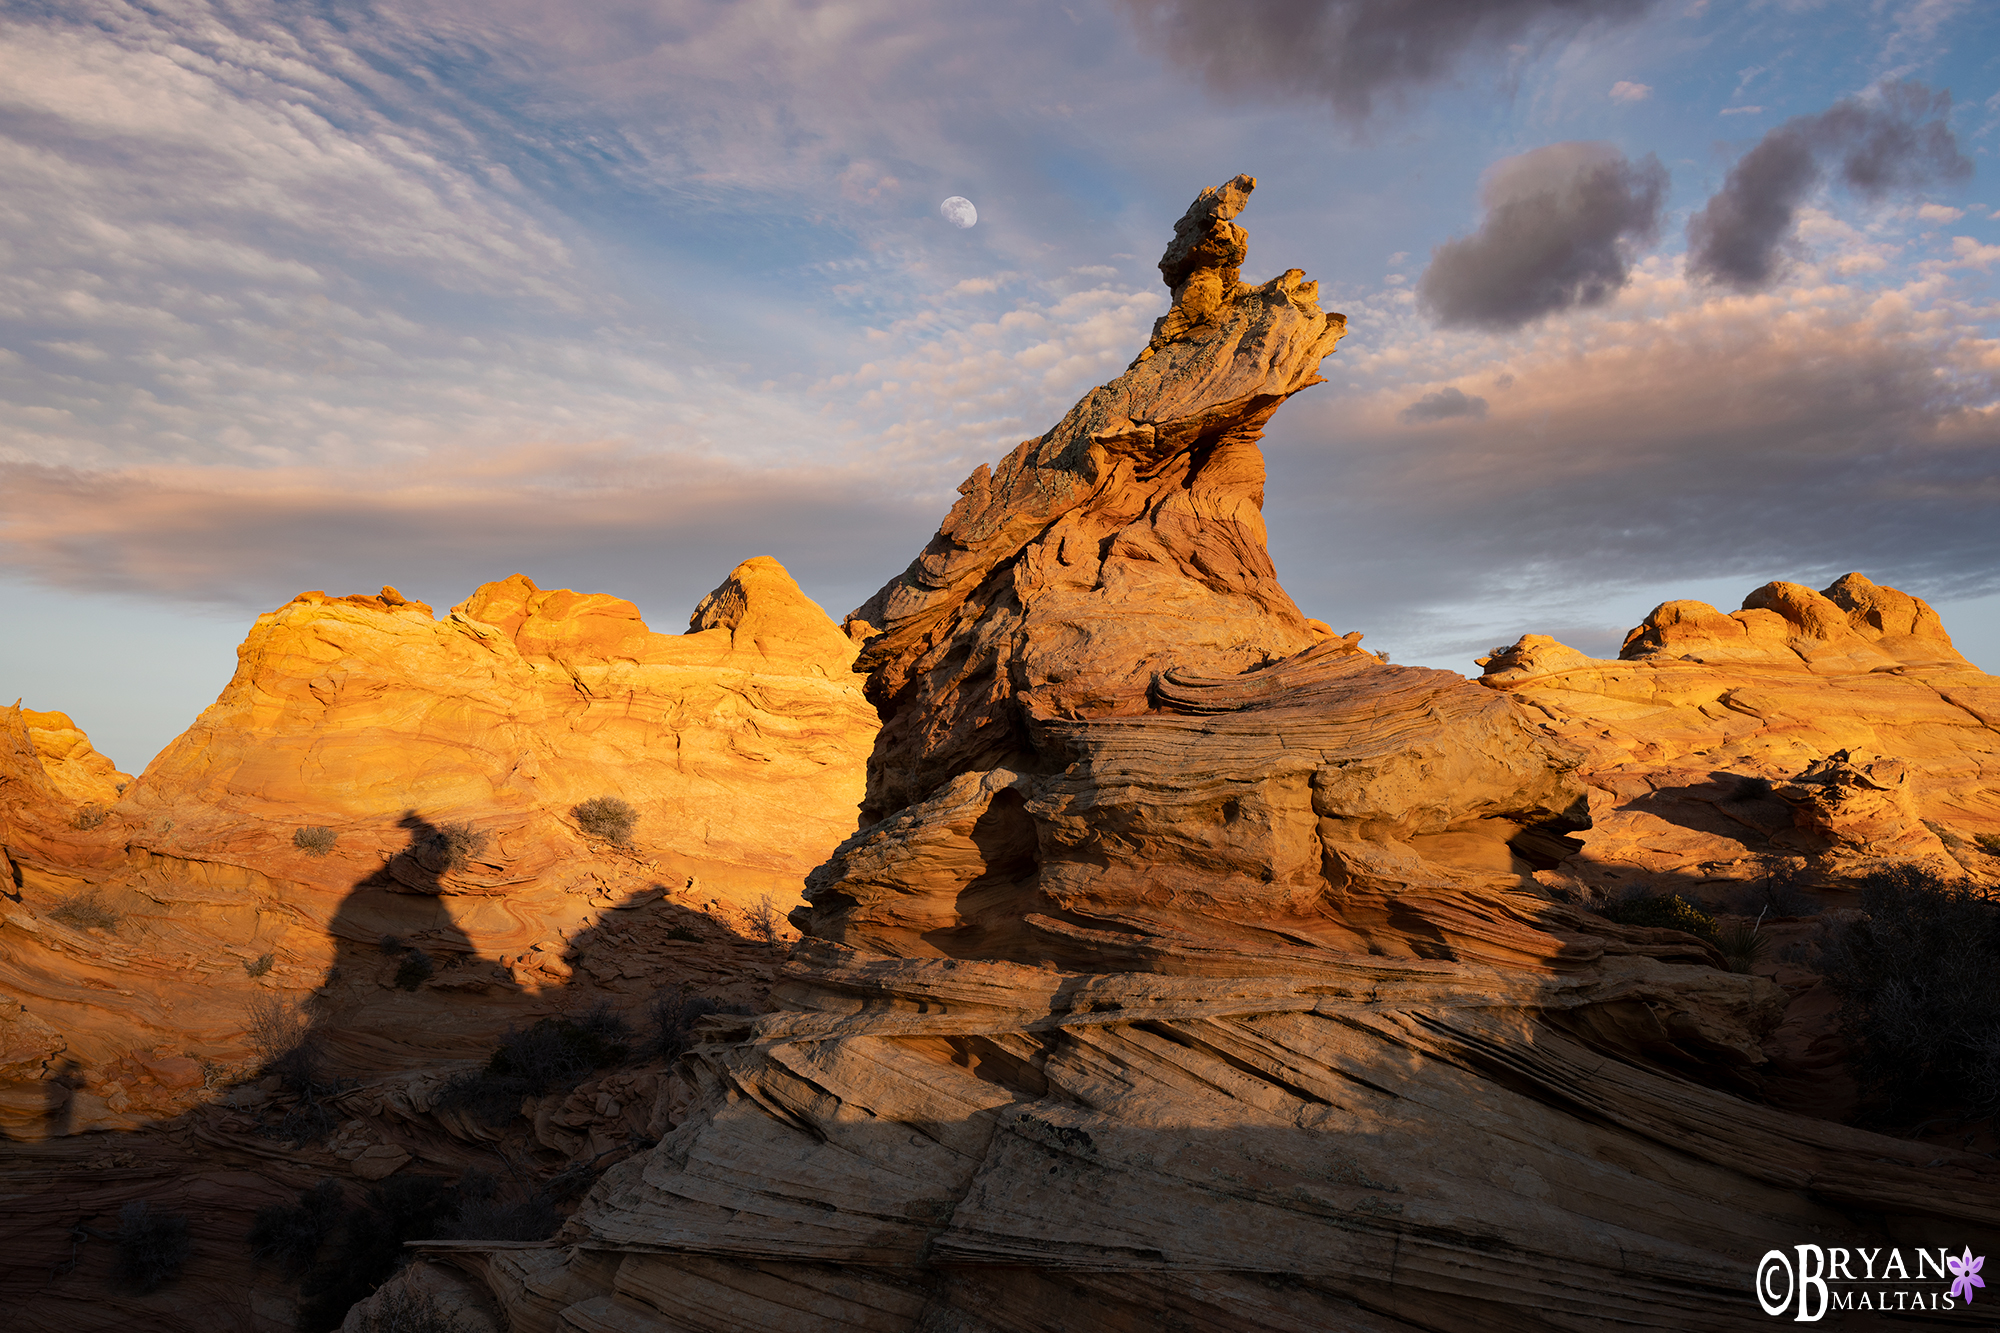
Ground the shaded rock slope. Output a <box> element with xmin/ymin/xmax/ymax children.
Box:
<box><xmin>407</xmin><ymin>178</ymin><xmax>2000</xmax><ymax>1332</ymax></box>
<box><xmin>1</xmin><ymin>559</ymin><xmax>877</xmax><ymax>1330</ymax></box>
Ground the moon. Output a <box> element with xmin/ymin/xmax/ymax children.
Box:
<box><xmin>939</xmin><ymin>196</ymin><xmax>977</xmax><ymax>229</ymax></box>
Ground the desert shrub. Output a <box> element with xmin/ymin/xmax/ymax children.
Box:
<box><xmin>1923</xmin><ymin>819</ymin><xmax>1966</xmax><ymax>851</ymax></box>
<box><xmin>293</xmin><ymin>826</ymin><xmax>337</xmax><ymax>857</ymax></box>
<box><xmin>115</xmin><ymin>1200</ymin><xmax>191</xmax><ymax>1293</ymax></box>
<box><xmin>247</xmin><ymin>994</ymin><xmax>314</xmax><ymax>1067</ymax></box>
<box><xmin>245</xmin><ymin>952</ymin><xmax>274</xmax><ymax>977</ymax></box>
<box><xmin>747</xmin><ymin>895</ymin><xmax>782</xmax><ymax>949</ymax></box>
<box><xmin>1716</xmin><ymin>919</ymin><xmax>1770</xmax><ymax>973</ymax></box>
<box><xmin>665</xmin><ymin>924</ymin><xmax>701</xmax><ymax>942</ymax></box>
<box><xmin>357</xmin><ymin>1283</ymin><xmax>475</xmax><ymax>1333</ymax></box>
<box><xmin>379</xmin><ymin>933</ymin><xmax>404</xmax><ymax>953</ymax></box>
<box><xmin>423</xmin><ymin>822</ymin><xmax>487</xmax><ymax>872</ymax></box>
<box><xmin>296</xmin><ymin>1175</ymin><xmax>458</xmax><ymax>1333</ymax></box>
<box><xmin>437</xmin><ymin>1004</ymin><xmax>634</xmax><ymax>1127</ymax></box>
<box><xmin>1730</xmin><ymin>775</ymin><xmax>1775</xmax><ymax>802</ymax></box>
<box><xmin>651</xmin><ymin>988</ymin><xmax>751</xmax><ymax>1061</ymax></box>
<box><xmin>1816</xmin><ymin>866</ymin><xmax>2000</xmax><ymax>1120</ymax></box>
<box><xmin>73</xmin><ymin>803</ymin><xmax>108</xmax><ymax>830</ymax></box>
<box><xmin>48</xmin><ymin>887</ymin><xmax>120</xmax><ymax>931</ymax></box>
<box><xmin>572</xmin><ymin>796</ymin><xmax>638</xmax><ymax>844</ymax></box>
<box><xmin>1974</xmin><ymin>832</ymin><xmax>2000</xmax><ymax>858</ymax></box>
<box><xmin>440</xmin><ymin>1171</ymin><xmax>560</xmax><ymax>1242</ymax></box>
<box><xmin>247</xmin><ymin>1180</ymin><xmax>345</xmax><ymax>1276</ymax></box>
<box><xmin>1599</xmin><ymin>892</ymin><xmax>1718</xmax><ymax>942</ymax></box>
<box><xmin>394</xmin><ymin>949</ymin><xmax>434</xmax><ymax>991</ymax></box>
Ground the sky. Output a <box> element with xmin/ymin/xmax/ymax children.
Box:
<box><xmin>2</xmin><ymin>0</ymin><xmax>1998</xmax><ymax>773</ymax></box>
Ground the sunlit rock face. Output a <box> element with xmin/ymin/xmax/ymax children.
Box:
<box><xmin>1477</xmin><ymin>572</ymin><xmax>2000</xmax><ymax>889</ymax></box>
<box><xmin>0</xmin><ymin>558</ymin><xmax>876</xmax><ymax>1140</ymax></box>
<box><xmin>446</xmin><ymin>180</ymin><xmax>1998</xmax><ymax>1333</ymax></box>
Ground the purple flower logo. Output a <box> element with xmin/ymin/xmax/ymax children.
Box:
<box><xmin>1949</xmin><ymin>1248</ymin><xmax>1986</xmax><ymax>1303</ymax></box>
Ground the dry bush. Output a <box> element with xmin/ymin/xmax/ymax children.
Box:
<box><xmin>247</xmin><ymin>1180</ymin><xmax>346</xmax><ymax>1276</ymax></box>
<box><xmin>293</xmin><ymin>826</ymin><xmax>338</xmax><ymax>856</ymax></box>
<box><xmin>651</xmin><ymin>986</ymin><xmax>751</xmax><ymax>1061</ymax></box>
<box><xmin>393</xmin><ymin>949</ymin><xmax>434</xmax><ymax>991</ymax></box>
<box><xmin>247</xmin><ymin>994</ymin><xmax>314</xmax><ymax>1066</ymax></box>
<box><xmin>358</xmin><ymin>1283</ymin><xmax>475</xmax><ymax>1333</ymax></box>
<box><xmin>115</xmin><ymin>1200</ymin><xmax>191</xmax><ymax>1293</ymax></box>
<box><xmin>48</xmin><ymin>887</ymin><xmax>120</xmax><ymax>931</ymax></box>
<box><xmin>438</xmin><ymin>1004</ymin><xmax>633</xmax><ymax>1126</ymax></box>
<box><xmin>72</xmin><ymin>803</ymin><xmax>108</xmax><ymax>830</ymax></box>
<box><xmin>748</xmin><ymin>895</ymin><xmax>783</xmax><ymax>949</ymax></box>
<box><xmin>422</xmin><ymin>822</ymin><xmax>487</xmax><ymax>871</ymax></box>
<box><xmin>1817</xmin><ymin>866</ymin><xmax>2000</xmax><ymax>1120</ymax></box>
<box><xmin>572</xmin><ymin>796</ymin><xmax>638</xmax><ymax>844</ymax></box>
<box><xmin>244</xmin><ymin>952</ymin><xmax>274</xmax><ymax>977</ymax></box>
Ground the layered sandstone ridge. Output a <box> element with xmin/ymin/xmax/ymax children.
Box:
<box><xmin>1478</xmin><ymin>572</ymin><xmax>2000</xmax><ymax>885</ymax></box>
<box><xmin>0</xmin><ymin>557</ymin><xmax>877</xmax><ymax>1144</ymax></box>
<box><xmin>398</xmin><ymin>180</ymin><xmax>2000</xmax><ymax>1333</ymax></box>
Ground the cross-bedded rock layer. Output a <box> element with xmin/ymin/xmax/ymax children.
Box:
<box><xmin>421</xmin><ymin>178</ymin><xmax>2000</xmax><ymax>1333</ymax></box>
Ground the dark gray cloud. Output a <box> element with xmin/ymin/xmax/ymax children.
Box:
<box><xmin>1417</xmin><ymin>142</ymin><xmax>1668</xmax><ymax>329</ymax></box>
<box><xmin>1399</xmin><ymin>386</ymin><xmax>1488</xmax><ymax>423</ymax></box>
<box><xmin>1687</xmin><ymin>80</ymin><xmax>1972</xmax><ymax>291</ymax></box>
<box><xmin>1114</xmin><ymin>0</ymin><xmax>1659</xmax><ymax>123</ymax></box>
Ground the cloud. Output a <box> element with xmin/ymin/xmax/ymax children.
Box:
<box><xmin>1609</xmin><ymin>81</ymin><xmax>1652</xmax><ymax>103</ymax></box>
<box><xmin>1262</xmin><ymin>262</ymin><xmax>2000</xmax><ymax>667</ymax></box>
<box><xmin>1917</xmin><ymin>203</ymin><xmax>1966</xmax><ymax>222</ymax></box>
<box><xmin>1399</xmin><ymin>386</ymin><xmax>1488</xmax><ymax>424</ymax></box>
<box><xmin>1112</xmin><ymin>0</ymin><xmax>1662</xmax><ymax>123</ymax></box>
<box><xmin>1720</xmin><ymin>105</ymin><xmax>1765</xmax><ymax>116</ymax></box>
<box><xmin>0</xmin><ymin>444</ymin><xmax>938</xmax><ymax>623</ymax></box>
<box><xmin>1416</xmin><ymin>142</ymin><xmax>1668</xmax><ymax>329</ymax></box>
<box><xmin>1687</xmin><ymin>79</ymin><xmax>1973</xmax><ymax>291</ymax></box>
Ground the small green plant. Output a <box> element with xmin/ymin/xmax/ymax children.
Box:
<box><xmin>1598</xmin><ymin>892</ymin><xmax>1718</xmax><ymax>942</ymax></box>
<box><xmin>1974</xmin><ymin>832</ymin><xmax>2000</xmax><ymax>858</ymax></box>
<box><xmin>247</xmin><ymin>1180</ymin><xmax>346</xmax><ymax>1276</ymax></box>
<box><xmin>293</xmin><ymin>826</ymin><xmax>338</xmax><ymax>857</ymax></box>
<box><xmin>394</xmin><ymin>950</ymin><xmax>434</xmax><ymax>991</ymax></box>
<box><xmin>48</xmin><ymin>887</ymin><xmax>120</xmax><ymax>932</ymax></box>
<box><xmin>572</xmin><ymin>796</ymin><xmax>638</xmax><ymax>844</ymax></box>
<box><xmin>115</xmin><ymin>1200</ymin><xmax>191</xmax><ymax>1293</ymax></box>
<box><xmin>244</xmin><ymin>952</ymin><xmax>275</xmax><ymax>978</ymax></box>
<box><xmin>73</xmin><ymin>803</ymin><xmax>108</xmax><ymax>830</ymax></box>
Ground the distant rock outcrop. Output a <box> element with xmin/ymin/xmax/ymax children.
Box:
<box><xmin>429</xmin><ymin>180</ymin><xmax>2000</xmax><ymax>1333</ymax></box>
<box><xmin>1478</xmin><ymin>573</ymin><xmax>2000</xmax><ymax>884</ymax></box>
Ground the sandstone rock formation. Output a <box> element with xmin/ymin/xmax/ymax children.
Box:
<box><xmin>1477</xmin><ymin>572</ymin><xmax>2000</xmax><ymax>894</ymax></box>
<box><xmin>1</xmin><ymin>560</ymin><xmax>878</xmax><ymax>1331</ymax></box>
<box><xmin>403</xmin><ymin>179</ymin><xmax>2000</xmax><ymax>1333</ymax></box>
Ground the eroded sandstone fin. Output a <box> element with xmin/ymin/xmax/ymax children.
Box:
<box><xmin>846</xmin><ymin>174</ymin><xmax>1351</xmax><ymax>822</ymax></box>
